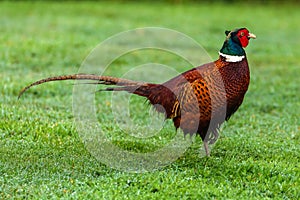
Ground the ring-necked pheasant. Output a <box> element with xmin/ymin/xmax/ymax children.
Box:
<box><xmin>18</xmin><ymin>28</ymin><xmax>256</xmax><ymax>156</ymax></box>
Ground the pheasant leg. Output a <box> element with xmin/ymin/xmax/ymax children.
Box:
<box><xmin>204</xmin><ymin>141</ymin><xmax>210</xmax><ymax>156</ymax></box>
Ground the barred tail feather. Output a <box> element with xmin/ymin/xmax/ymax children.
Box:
<box><xmin>97</xmin><ymin>83</ymin><xmax>157</xmax><ymax>98</ymax></box>
<box><xmin>18</xmin><ymin>74</ymin><xmax>146</xmax><ymax>99</ymax></box>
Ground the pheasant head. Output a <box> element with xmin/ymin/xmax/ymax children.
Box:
<box><xmin>220</xmin><ymin>28</ymin><xmax>256</xmax><ymax>57</ymax></box>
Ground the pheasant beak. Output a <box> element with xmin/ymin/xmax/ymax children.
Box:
<box><xmin>248</xmin><ymin>33</ymin><xmax>256</xmax><ymax>39</ymax></box>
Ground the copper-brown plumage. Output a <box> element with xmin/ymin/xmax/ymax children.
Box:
<box><xmin>19</xmin><ymin>28</ymin><xmax>256</xmax><ymax>156</ymax></box>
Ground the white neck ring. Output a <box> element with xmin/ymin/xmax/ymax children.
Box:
<box><xmin>219</xmin><ymin>52</ymin><xmax>245</xmax><ymax>62</ymax></box>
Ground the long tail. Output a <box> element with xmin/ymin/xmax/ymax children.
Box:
<box><xmin>18</xmin><ymin>74</ymin><xmax>156</xmax><ymax>99</ymax></box>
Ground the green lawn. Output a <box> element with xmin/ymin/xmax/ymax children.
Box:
<box><xmin>1</xmin><ymin>1</ymin><xmax>299</xmax><ymax>199</ymax></box>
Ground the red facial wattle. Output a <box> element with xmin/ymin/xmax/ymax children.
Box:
<box><xmin>238</xmin><ymin>29</ymin><xmax>250</xmax><ymax>47</ymax></box>
<box><xmin>239</xmin><ymin>37</ymin><xmax>249</xmax><ymax>47</ymax></box>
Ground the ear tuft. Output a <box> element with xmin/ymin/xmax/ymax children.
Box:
<box><xmin>225</xmin><ymin>30</ymin><xmax>231</xmax><ymax>36</ymax></box>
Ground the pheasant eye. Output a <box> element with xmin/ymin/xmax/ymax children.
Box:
<box><xmin>240</xmin><ymin>32</ymin><xmax>245</xmax><ymax>37</ymax></box>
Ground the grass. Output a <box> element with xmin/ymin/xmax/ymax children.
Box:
<box><xmin>1</xmin><ymin>1</ymin><xmax>299</xmax><ymax>199</ymax></box>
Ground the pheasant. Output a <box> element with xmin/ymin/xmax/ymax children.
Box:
<box><xmin>18</xmin><ymin>28</ymin><xmax>256</xmax><ymax>156</ymax></box>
